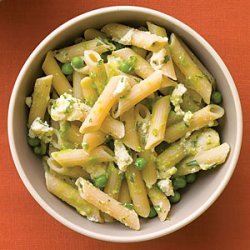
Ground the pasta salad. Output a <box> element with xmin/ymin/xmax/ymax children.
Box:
<box><xmin>26</xmin><ymin>22</ymin><xmax>230</xmax><ymax>230</ymax></box>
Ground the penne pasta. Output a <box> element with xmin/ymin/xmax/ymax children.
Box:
<box><xmin>147</xmin><ymin>22</ymin><xmax>177</xmax><ymax>80</ymax></box>
<box><xmin>113</xmin><ymin>71</ymin><xmax>163</xmax><ymax>118</ymax></box>
<box><xmin>147</xmin><ymin>186</ymin><xmax>171</xmax><ymax>222</ymax></box>
<box><xmin>100</xmin><ymin>115</ymin><xmax>125</xmax><ymax>139</ymax></box>
<box><xmin>72</xmin><ymin>71</ymin><xmax>84</xmax><ymax>99</ymax></box>
<box><xmin>46</xmin><ymin>172</ymin><xmax>103</xmax><ymax>223</ymax></box>
<box><xmin>140</xmin><ymin>150</ymin><xmax>157</xmax><ymax>188</ymax></box>
<box><xmin>82</xmin><ymin>131</ymin><xmax>107</xmax><ymax>152</ymax></box>
<box><xmin>165</xmin><ymin>105</ymin><xmax>224</xmax><ymax>143</ymax></box>
<box><xmin>118</xmin><ymin>179</ymin><xmax>132</xmax><ymax>204</ymax></box>
<box><xmin>126</xmin><ymin>165</ymin><xmax>150</xmax><ymax>218</ymax></box>
<box><xmin>28</xmin><ymin>75</ymin><xmax>53</xmax><ymax>127</ymax></box>
<box><xmin>102</xmin><ymin>23</ymin><xmax>168</xmax><ymax>51</ymax></box>
<box><xmin>120</xmin><ymin>107</ymin><xmax>141</xmax><ymax>152</ymax></box>
<box><xmin>84</xmin><ymin>28</ymin><xmax>107</xmax><ymax>40</ymax></box>
<box><xmin>169</xmin><ymin>34</ymin><xmax>212</xmax><ymax>104</ymax></box>
<box><xmin>176</xmin><ymin>143</ymin><xmax>230</xmax><ymax>176</ymax></box>
<box><xmin>47</xmin><ymin>157</ymin><xmax>90</xmax><ymax>179</ymax></box>
<box><xmin>54</xmin><ymin>38</ymin><xmax>115</xmax><ymax>63</ymax></box>
<box><xmin>80</xmin><ymin>76</ymin><xmax>98</xmax><ymax>106</ymax></box>
<box><xmin>51</xmin><ymin>145</ymin><xmax>114</xmax><ymax>167</ymax></box>
<box><xmin>113</xmin><ymin>48</ymin><xmax>176</xmax><ymax>88</ymax></box>
<box><xmin>80</xmin><ymin>76</ymin><xmax>125</xmax><ymax>133</ymax></box>
<box><xmin>84</xmin><ymin>50</ymin><xmax>108</xmax><ymax>94</ymax></box>
<box><xmin>145</xmin><ymin>96</ymin><xmax>171</xmax><ymax>150</ymax></box>
<box><xmin>42</xmin><ymin>51</ymin><xmax>72</xmax><ymax>95</ymax></box>
<box><xmin>76</xmin><ymin>177</ymin><xmax>140</xmax><ymax>230</ymax></box>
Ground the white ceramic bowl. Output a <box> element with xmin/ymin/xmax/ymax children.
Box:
<box><xmin>8</xmin><ymin>6</ymin><xmax>242</xmax><ymax>242</ymax></box>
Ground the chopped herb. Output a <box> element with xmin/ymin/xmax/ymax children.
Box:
<box><xmin>82</xmin><ymin>141</ymin><xmax>89</xmax><ymax>150</ymax></box>
<box><xmin>163</xmin><ymin>55</ymin><xmax>170</xmax><ymax>63</ymax></box>
<box><xmin>152</xmin><ymin>128</ymin><xmax>159</xmax><ymax>137</ymax></box>
<box><xmin>119</xmin><ymin>56</ymin><xmax>137</xmax><ymax>73</ymax></box>
<box><xmin>97</xmin><ymin>59</ymin><xmax>104</xmax><ymax>65</ymax></box>
<box><xmin>154</xmin><ymin>205</ymin><xmax>161</xmax><ymax>212</ymax></box>
<box><xmin>186</xmin><ymin>160</ymin><xmax>199</xmax><ymax>166</ymax></box>
<box><xmin>123</xmin><ymin>203</ymin><xmax>134</xmax><ymax>210</ymax></box>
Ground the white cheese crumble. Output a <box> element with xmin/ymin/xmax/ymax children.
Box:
<box><xmin>50</xmin><ymin>93</ymin><xmax>90</xmax><ymax>121</ymax></box>
<box><xmin>113</xmin><ymin>76</ymin><xmax>131</xmax><ymax>97</ymax></box>
<box><xmin>25</xmin><ymin>97</ymin><xmax>32</xmax><ymax>108</ymax></box>
<box><xmin>150</xmin><ymin>48</ymin><xmax>167</xmax><ymax>70</ymax></box>
<box><xmin>157</xmin><ymin>179</ymin><xmax>174</xmax><ymax>197</ymax></box>
<box><xmin>114</xmin><ymin>140</ymin><xmax>133</xmax><ymax>172</ymax></box>
<box><xmin>29</xmin><ymin>117</ymin><xmax>54</xmax><ymax>143</ymax></box>
<box><xmin>170</xmin><ymin>84</ymin><xmax>187</xmax><ymax>115</ymax></box>
<box><xmin>183</xmin><ymin>111</ymin><xmax>193</xmax><ymax>126</ymax></box>
<box><xmin>119</xmin><ymin>29</ymin><xmax>134</xmax><ymax>45</ymax></box>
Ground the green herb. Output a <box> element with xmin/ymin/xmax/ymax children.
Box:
<box><xmin>163</xmin><ymin>55</ymin><xmax>170</xmax><ymax>63</ymax></box>
<box><xmin>123</xmin><ymin>203</ymin><xmax>134</xmax><ymax>210</ymax></box>
<box><xmin>119</xmin><ymin>56</ymin><xmax>137</xmax><ymax>73</ymax></box>
<box><xmin>154</xmin><ymin>205</ymin><xmax>161</xmax><ymax>212</ymax></box>
<box><xmin>97</xmin><ymin>59</ymin><xmax>104</xmax><ymax>65</ymax></box>
<box><xmin>152</xmin><ymin>128</ymin><xmax>158</xmax><ymax>137</ymax></box>
<box><xmin>186</xmin><ymin>160</ymin><xmax>199</xmax><ymax>166</ymax></box>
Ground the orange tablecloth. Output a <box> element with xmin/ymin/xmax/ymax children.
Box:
<box><xmin>1</xmin><ymin>0</ymin><xmax>249</xmax><ymax>249</ymax></box>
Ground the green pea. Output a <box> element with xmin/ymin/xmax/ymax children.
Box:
<box><xmin>94</xmin><ymin>175</ymin><xmax>108</xmax><ymax>189</ymax></box>
<box><xmin>71</xmin><ymin>56</ymin><xmax>84</xmax><ymax>69</ymax></box>
<box><xmin>40</xmin><ymin>141</ymin><xmax>47</xmax><ymax>155</ymax></box>
<box><xmin>186</xmin><ymin>173</ymin><xmax>197</xmax><ymax>184</ymax></box>
<box><xmin>148</xmin><ymin>206</ymin><xmax>157</xmax><ymax>218</ymax></box>
<box><xmin>134</xmin><ymin>157</ymin><xmax>147</xmax><ymax>170</ymax></box>
<box><xmin>211</xmin><ymin>91</ymin><xmax>222</xmax><ymax>104</ymax></box>
<box><xmin>169</xmin><ymin>191</ymin><xmax>181</xmax><ymax>204</ymax></box>
<box><xmin>173</xmin><ymin>176</ymin><xmax>187</xmax><ymax>190</ymax></box>
<box><xmin>33</xmin><ymin>146</ymin><xmax>41</xmax><ymax>155</ymax></box>
<box><xmin>27</xmin><ymin>137</ymin><xmax>40</xmax><ymax>147</ymax></box>
<box><xmin>61</xmin><ymin>63</ymin><xmax>73</xmax><ymax>75</ymax></box>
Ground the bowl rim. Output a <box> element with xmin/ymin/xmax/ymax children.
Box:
<box><xmin>8</xmin><ymin>6</ymin><xmax>243</xmax><ymax>243</ymax></box>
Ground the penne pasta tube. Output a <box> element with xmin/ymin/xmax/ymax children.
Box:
<box><xmin>72</xmin><ymin>71</ymin><xmax>84</xmax><ymax>99</ymax></box>
<box><xmin>145</xmin><ymin>96</ymin><xmax>171</xmax><ymax>150</ymax></box>
<box><xmin>103</xmin><ymin>163</ymin><xmax>123</xmax><ymax>222</ymax></box>
<box><xmin>82</xmin><ymin>131</ymin><xmax>107</xmax><ymax>152</ymax></box>
<box><xmin>118</xmin><ymin>179</ymin><xmax>132</xmax><ymax>204</ymax></box>
<box><xmin>169</xmin><ymin>34</ymin><xmax>212</xmax><ymax>104</ymax></box>
<box><xmin>126</xmin><ymin>165</ymin><xmax>150</xmax><ymax>218</ymax></box>
<box><xmin>80</xmin><ymin>76</ymin><xmax>124</xmax><ymax>133</ymax></box>
<box><xmin>166</xmin><ymin>111</ymin><xmax>184</xmax><ymax>127</ymax></box>
<box><xmin>147</xmin><ymin>186</ymin><xmax>171</xmax><ymax>222</ymax></box>
<box><xmin>158</xmin><ymin>128</ymin><xmax>220</xmax><ymax>177</ymax></box>
<box><xmin>45</xmin><ymin>172</ymin><xmax>103</xmax><ymax>223</ymax></box>
<box><xmin>80</xmin><ymin>76</ymin><xmax>98</xmax><ymax>106</ymax></box>
<box><xmin>47</xmin><ymin>157</ymin><xmax>90</xmax><ymax>179</ymax></box>
<box><xmin>120</xmin><ymin>107</ymin><xmax>141</xmax><ymax>152</ymax></box>
<box><xmin>100</xmin><ymin>116</ymin><xmax>125</xmax><ymax>139</ymax></box>
<box><xmin>131</xmin><ymin>46</ymin><xmax>147</xmax><ymax>58</ymax></box>
<box><xmin>42</xmin><ymin>51</ymin><xmax>72</xmax><ymax>95</ymax></box>
<box><xmin>28</xmin><ymin>75</ymin><xmax>53</xmax><ymax>127</ymax></box>
<box><xmin>84</xmin><ymin>50</ymin><xmax>108</xmax><ymax>94</ymax></box>
<box><xmin>113</xmin><ymin>48</ymin><xmax>176</xmax><ymax>88</ymax></box>
<box><xmin>54</xmin><ymin>38</ymin><xmax>115</xmax><ymax>63</ymax></box>
<box><xmin>165</xmin><ymin>104</ymin><xmax>224</xmax><ymax>143</ymax></box>
<box><xmin>140</xmin><ymin>151</ymin><xmax>157</xmax><ymax>188</ymax></box>
<box><xmin>178</xmin><ymin>37</ymin><xmax>216</xmax><ymax>88</ymax></box>
<box><xmin>102</xmin><ymin>23</ymin><xmax>168</xmax><ymax>52</ymax></box>
<box><xmin>84</xmin><ymin>28</ymin><xmax>107</xmax><ymax>40</ymax></box>
<box><xmin>176</xmin><ymin>143</ymin><xmax>230</xmax><ymax>176</ymax></box>
<box><xmin>147</xmin><ymin>22</ymin><xmax>176</xmax><ymax>80</ymax></box>
<box><xmin>76</xmin><ymin>177</ymin><xmax>140</xmax><ymax>230</ymax></box>
<box><xmin>113</xmin><ymin>71</ymin><xmax>163</xmax><ymax>118</ymax></box>
<box><xmin>51</xmin><ymin>146</ymin><xmax>114</xmax><ymax>167</ymax></box>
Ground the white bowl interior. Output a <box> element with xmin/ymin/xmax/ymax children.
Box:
<box><xmin>8</xmin><ymin>7</ymin><xmax>242</xmax><ymax>242</ymax></box>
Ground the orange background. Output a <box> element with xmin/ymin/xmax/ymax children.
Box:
<box><xmin>1</xmin><ymin>0</ymin><xmax>249</xmax><ymax>249</ymax></box>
